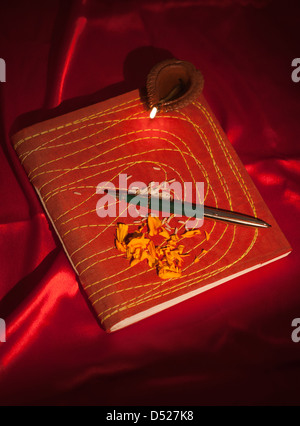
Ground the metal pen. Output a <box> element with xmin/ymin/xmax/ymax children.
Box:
<box><xmin>107</xmin><ymin>190</ymin><xmax>271</xmax><ymax>229</ymax></box>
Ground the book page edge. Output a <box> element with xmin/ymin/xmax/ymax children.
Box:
<box><xmin>110</xmin><ymin>250</ymin><xmax>292</xmax><ymax>332</ymax></box>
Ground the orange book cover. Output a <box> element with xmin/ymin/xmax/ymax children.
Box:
<box><xmin>12</xmin><ymin>89</ymin><xmax>291</xmax><ymax>332</ymax></box>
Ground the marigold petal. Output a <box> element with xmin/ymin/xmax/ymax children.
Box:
<box><xmin>131</xmin><ymin>258</ymin><xmax>141</xmax><ymax>267</ymax></box>
<box><xmin>182</xmin><ymin>229</ymin><xmax>201</xmax><ymax>238</ymax></box>
<box><xmin>133</xmin><ymin>247</ymin><xmax>141</xmax><ymax>259</ymax></box>
<box><xmin>116</xmin><ymin>223</ymin><xmax>128</xmax><ymax>243</ymax></box>
<box><xmin>115</xmin><ymin>213</ymin><xmax>193</xmax><ymax>278</ymax></box>
<box><xmin>159</xmin><ymin>227</ymin><xmax>170</xmax><ymax>239</ymax></box>
<box><xmin>148</xmin><ymin>240</ymin><xmax>157</xmax><ymax>258</ymax></box>
<box><xmin>140</xmin><ymin>250</ymin><xmax>149</xmax><ymax>262</ymax></box>
<box><xmin>156</xmin><ymin>248</ymin><xmax>164</xmax><ymax>258</ymax></box>
<box><xmin>148</xmin><ymin>215</ymin><xmax>162</xmax><ymax>236</ymax></box>
<box><xmin>146</xmin><ymin>253</ymin><xmax>157</xmax><ymax>268</ymax></box>
<box><xmin>115</xmin><ymin>240</ymin><xmax>126</xmax><ymax>252</ymax></box>
<box><xmin>158</xmin><ymin>266</ymin><xmax>182</xmax><ymax>279</ymax></box>
<box><xmin>167</xmin><ymin>239</ymin><xmax>178</xmax><ymax>248</ymax></box>
<box><xmin>126</xmin><ymin>248</ymin><xmax>133</xmax><ymax>260</ymax></box>
<box><xmin>127</xmin><ymin>237</ymin><xmax>150</xmax><ymax>249</ymax></box>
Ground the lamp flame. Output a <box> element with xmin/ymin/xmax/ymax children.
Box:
<box><xmin>150</xmin><ymin>106</ymin><xmax>158</xmax><ymax>119</ymax></box>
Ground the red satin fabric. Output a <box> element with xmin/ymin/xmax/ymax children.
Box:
<box><xmin>0</xmin><ymin>0</ymin><xmax>299</xmax><ymax>405</ymax></box>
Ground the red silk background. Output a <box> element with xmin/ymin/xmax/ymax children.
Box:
<box><xmin>0</xmin><ymin>0</ymin><xmax>299</xmax><ymax>405</ymax></box>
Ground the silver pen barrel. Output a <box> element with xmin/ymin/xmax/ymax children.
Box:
<box><xmin>107</xmin><ymin>190</ymin><xmax>271</xmax><ymax>228</ymax></box>
<box><xmin>204</xmin><ymin>206</ymin><xmax>271</xmax><ymax>228</ymax></box>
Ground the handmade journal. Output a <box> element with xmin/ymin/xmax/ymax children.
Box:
<box><xmin>12</xmin><ymin>60</ymin><xmax>291</xmax><ymax>332</ymax></box>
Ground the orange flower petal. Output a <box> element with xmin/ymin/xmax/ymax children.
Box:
<box><xmin>115</xmin><ymin>211</ymin><xmax>204</xmax><ymax>278</ymax></box>
<box><xmin>127</xmin><ymin>237</ymin><xmax>150</xmax><ymax>249</ymax></box>
<box><xmin>148</xmin><ymin>240</ymin><xmax>157</xmax><ymax>258</ymax></box>
<box><xmin>159</xmin><ymin>227</ymin><xmax>170</xmax><ymax>239</ymax></box>
<box><xmin>116</xmin><ymin>223</ymin><xmax>128</xmax><ymax>243</ymax></box>
<box><xmin>131</xmin><ymin>258</ymin><xmax>141</xmax><ymax>267</ymax></box>
<box><xmin>132</xmin><ymin>247</ymin><xmax>141</xmax><ymax>259</ymax></box>
<box><xmin>182</xmin><ymin>229</ymin><xmax>201</xmax><ymax>238</ymax></box>
<box><xmin>158</xmin><ymin>266</ymin><xmax>182</xmax><ymax>279</ymax></box>
<box><xmin>116</xmin><ymin>240</ymin><xmax>126</xmax><ymax>252</ymax></box>
<box><xmin>126</xmin><ymin>248</ymin><xmax>133</xmax><ymax>260</ymax></box>
<box><xmin>140</xmin><ymin>250</ymin><xmax>149</xmax><ymax>262</ymax></box>
<box><xmin>148</xmin><ymin>215</ymin><xmax>162</xmax><ymax>236</ymax></box>
<box><xmin>146</xmin><ymin>253</ymin><xmax>157</xmax><ymax>268</ymax></box>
